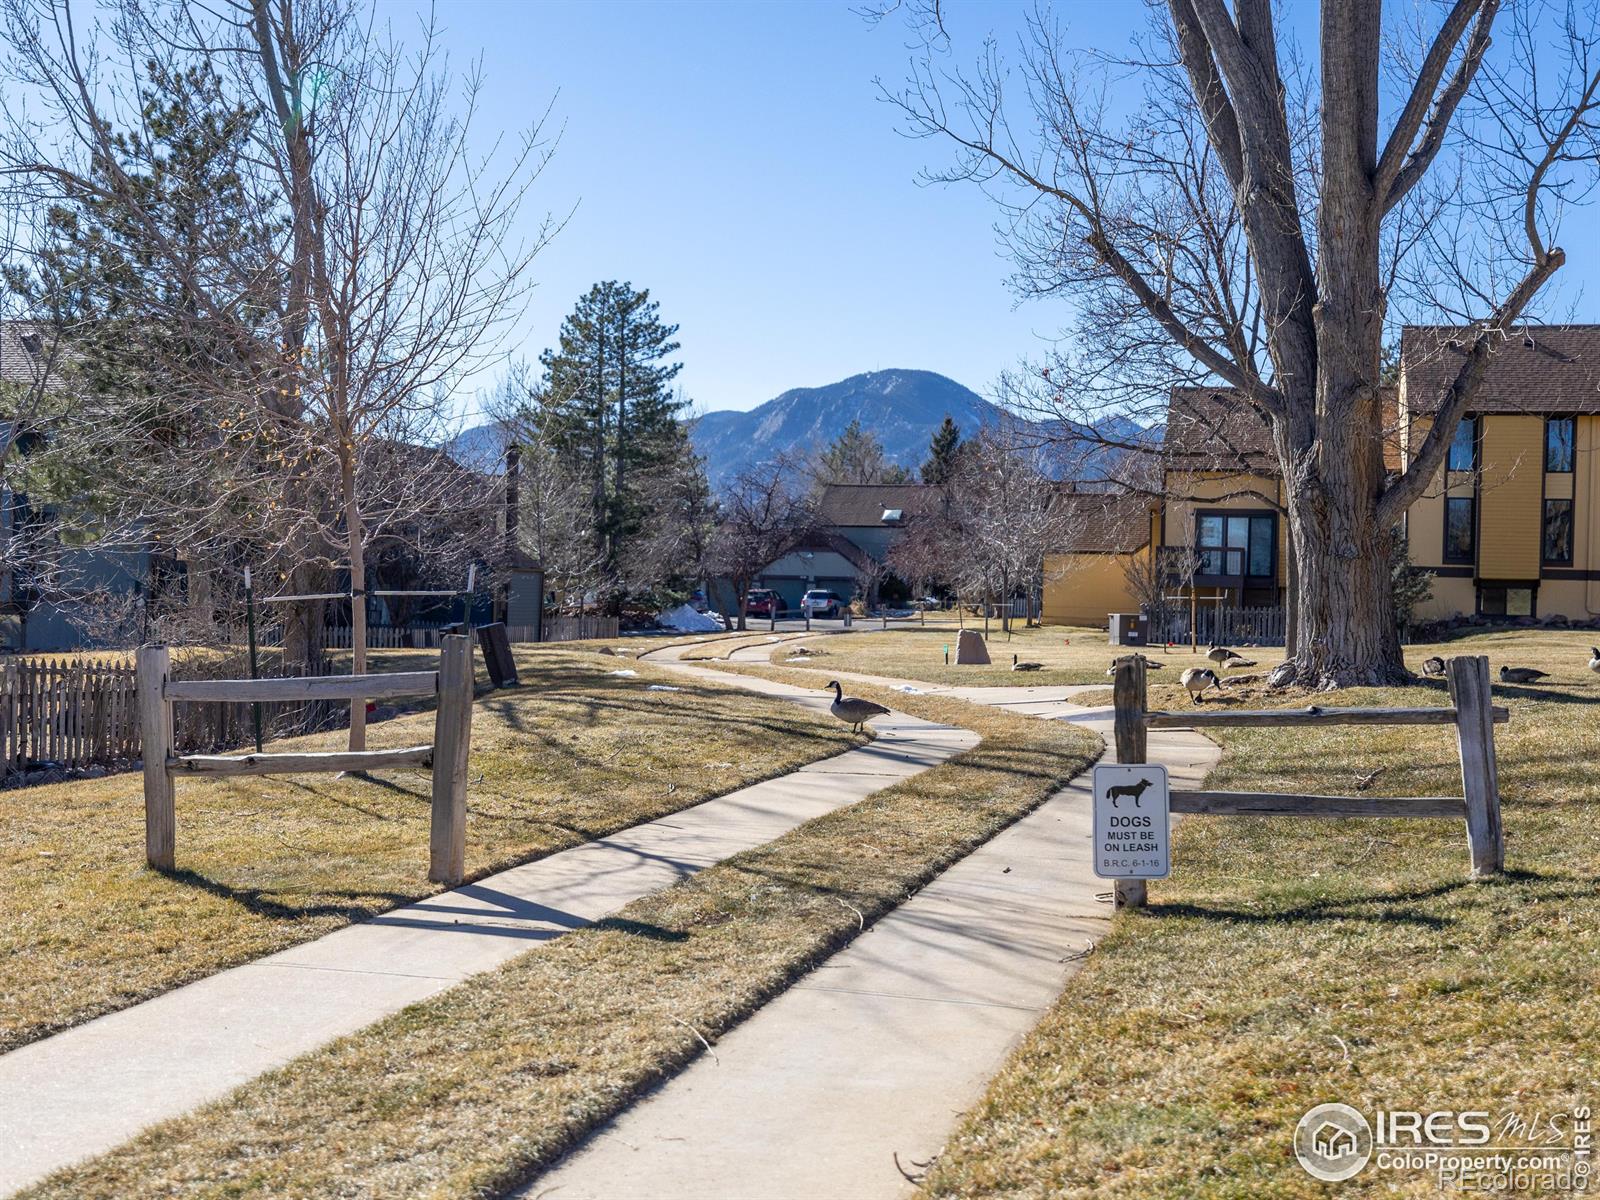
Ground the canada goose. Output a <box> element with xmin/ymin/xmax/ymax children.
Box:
<box><xmin>1420</xmin><ymin>655</ymin><xmax>1446</xmax><ymax>677</ymax></box>
<box><xmin>1011</xmin><ymin>653</ymin><xmax>1043</xmax><ymax>672</ymax></box>
<box><xmin>1180</xmin><ymin>666</ymin><xmax>1223</xmax><ymax>703</ymax></box>
<box><xmin>1499</xmin><ymin>665</ymin><xmax>1550</xmax><ymax>685</ymax></box>
<box><xmin>1206</xmin><ymin>645</ymin><xmax>1247</xmax><ymax>666</ymax></box>
<box><xmin>1104</xmin><ymin>654</ymin><xmax>1166</xmax><ymax>677</ymax></box>
<box><xmin>1589</xmin><ymin>647</ymin><xmax>1600</xmax><ymax>675</ymax></box>
<box><xmin>825</xmin><ymin>680</ymin><xmax>889</xmax><ymax>733</ymax></box>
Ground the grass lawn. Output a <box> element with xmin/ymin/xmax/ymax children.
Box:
<box><xmin>759</xmin><ymin>622</ymin><xmax>1285</xmax><ymax>688</ymax></box>
<box><xmin>0</xmin><ymin>646</ymin><xmax>861</xmax><ymax>1055</ymax></box>
<box><xmin>22</xmin><ymin>672</ymin><xmax>1100</xmax><ymax>1200</ymax></box>
<box><xmin>923</xmin><ymin>627</ymin><xmax>1600</xmax><ymax>1198</ymax></box>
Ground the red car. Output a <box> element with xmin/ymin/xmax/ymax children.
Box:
<box><xmin>745</xmin><ymin>588</ymin><xmax>779</xmax><ymax>618</ymax></box>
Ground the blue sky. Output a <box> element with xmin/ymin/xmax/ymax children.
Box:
<box><xmin>424</xmin><ymin>0</ymin><xmax>1133</xmax><ymax>421</ymax></box>
<box><xmin>420</xmin><ymin>0</ymin><xmax>1599</xmax><ymax>423</ymax></box>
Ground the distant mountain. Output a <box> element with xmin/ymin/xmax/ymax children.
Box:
<box><xmin>444</xmin><ymin>368</ymin><xmax>1156</xmax><ymax>488</ymax></box>
<box><xmin>692</xmin><ymin>369</ymin><xmax>1004</xmax><ymax>488</ymax></box>
<box><xmin>443</xmin><ymin>421</ymin><xmax>507</xmax><ymax>473</ymax></box>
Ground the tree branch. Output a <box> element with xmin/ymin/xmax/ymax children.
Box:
<box><xmin>1378</xmin><ymin>0</ymin><xmax>1499</xmax><ymax>214</ymax></box>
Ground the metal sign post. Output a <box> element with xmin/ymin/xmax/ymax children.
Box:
<box><xmin>244</xmin><ymin>566</ymin><xmax>263</xmax><ymax>753</ymax></box>
<box><xmin>1091</xmin><ymin>763</ymin><xmax>1172</xmax><ymax>883</ymax></box>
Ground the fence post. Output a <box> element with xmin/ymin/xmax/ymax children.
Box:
<box><xmin>136</xmin><ymin>645</ymin><xmax>175</xmax><ymax>871</ymax></box>
<box><xmin>429</xmin><ymin>635</ymin><xmax>474</xmax><ymax>885</ymax></box>
<box><xmin>1447</xmin><ymin>654</ymin><xmax>1504</xmax><ymax>877</ymax></box>
<box><xmin>1111</xmin><ymin>656</ymin><xmax>1149</xmax><ymax>909</ymax></box>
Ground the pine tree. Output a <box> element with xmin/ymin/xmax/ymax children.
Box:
<box><xmin>535</xmin><ymin>282</ymin><xmax>691</xmax><ymax>604</ymax></box>
<box><xmin>921</xmin><ymin>415</ymin><xmax>963</xmax><ymax>485</ymax></box>
<box><xmin>808</xmin><ymin>419</ymin><xmax>912</xmax><ymax>487</ymax></box>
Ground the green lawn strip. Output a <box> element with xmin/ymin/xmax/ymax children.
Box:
<box><xmin>1</xmin><ymin>647</ymin><xmax>860</xmax><ymax>1054</ymax></box>
<box><xmin>23</xmin><ymin>682</ymin><xmax>1099</xmax><ymax>1200</ymax></box>
<box><xmin>923</xmin><ymin>668</ymin><xmax>1600</xmax><ymax>1199</ymax></box>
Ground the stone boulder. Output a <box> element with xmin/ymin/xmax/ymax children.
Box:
<box><xmin>955</xmin><ymin>628</ymin><xmax>991</xmax><ymax>665</ymax></box>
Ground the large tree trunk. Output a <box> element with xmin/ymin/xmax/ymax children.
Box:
<box><xmin>1281</xmin><ymin>0</ymin><xmax>1404</xmax><ymax>689</ymax></box>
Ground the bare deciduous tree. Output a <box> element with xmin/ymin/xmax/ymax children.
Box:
<box><xmin>709</xmin><ymin>459</ymin><xmax>815</xmax><ymax>631</ymax></box>
<box><xmin>2</xmin><ymin>0</ymin><xmax>554</xmax><ymax>742</ymax></box>
<box><xmin>888</xmin><ymin>0</ymin><xmax>1600</xmax><ymax>685</ymax></box>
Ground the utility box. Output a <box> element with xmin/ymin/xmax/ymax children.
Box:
<box><xmin>1109</xmin><ymin>613</ymin><xmax>1148</xmax><ymax>647</ymax></box>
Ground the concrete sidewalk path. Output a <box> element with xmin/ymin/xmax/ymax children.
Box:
<box><xmin>526</xmin><ymin>668</ymin><xmax>1219</xmax><ymax>1200</ymax></box>
<box><xmin>0</xmin><ymin>673</ymin><xmax>974</xmax><ymax>1197</ymax></box>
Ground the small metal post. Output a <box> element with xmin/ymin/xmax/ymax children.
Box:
<box><xmin>245</xmin><ymin>566</ymin><xmax>263</xmax><ymax>753</ymax></box>
<box><xmin>457</xmin><ymin>564</ymin><xmax>477</xmax><ymax>632</ymax></box>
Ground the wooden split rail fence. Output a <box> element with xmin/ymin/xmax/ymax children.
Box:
<box><xmin>1111</xmin><ymin>653</ymin><xmax>1507</xmax><ymax>908</ymax></box>
<box><xmin>138</xmin><ymin>635</ymin><xmax>477</xmax><ymax>885</ymax></box>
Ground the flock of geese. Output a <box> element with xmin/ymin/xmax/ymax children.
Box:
<box><xmin>819</xmin><ymin>642</ymin><xmax>1596</xmax><ymax>733</ymax></box>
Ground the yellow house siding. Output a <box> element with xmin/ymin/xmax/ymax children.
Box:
<box><xmin>1042</xmin><ymin>554</ymin><xmax>1138</xmax><ymax>626</ymax></box>
<box><xmin>1477</xmin><ymin>415</ymin><xmax>1543</xmax><ymax>578</ymax></box>
<box><xmin>1162</xmin><ymin>471</ymin><xmax>1287</xmax><ymax>587</ymax></box>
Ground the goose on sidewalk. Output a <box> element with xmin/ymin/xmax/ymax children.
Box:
<box><xmin>1011</xmin><ymin>653</ymin><xmax>1043</xmax><ymax>672</ymax></box>
<box><xmin>825</xmin><ymin>680</ymin><xmax>889</xmax><ymax>733</ymax></box>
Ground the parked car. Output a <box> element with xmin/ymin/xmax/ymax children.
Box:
<box><xmin>801</xmin><ymin>589</ymin><xmax>845</xmax><ymax>618</ymax></box>
<box><xmin>745</xmin><ymin>588</ymin><xmax>778</xmax><ymax>618</ymax></box>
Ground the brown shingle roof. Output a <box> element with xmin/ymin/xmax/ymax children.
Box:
<box><xmin>1164</xmin><ymin>387</ymin><xmax>1278</xmax><ymax>473</ymax></box>
<box><xmin>1163</xmin><ymin>385</ymin><xmax>1401</xmax><ymax>473</ymax></box>
<box><xmin>1053</xmin><ymin>490</ymin><xmax>1153</xmax><ymax>554</ymax></box>
<box><xmin>0</xmin><ymin>322</ymin><xmax>57</xmax><ymax>387</ymax></box>
<box><xmin>1401</xmin><ymin>324</ymin><xmax>1600</xmax><ymax>414</ymax></box>
<box><xmin>815</xmin><ymin>483</ymin><xmax>941</xmax><ymax>526</ymax></box>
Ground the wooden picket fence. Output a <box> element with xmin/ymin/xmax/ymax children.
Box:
<box><xmin>0</xmin><ymin>658</ymin><xmax>139</xmax><ymax>776</ymax></box>
<box><xmin>0</xmin><ymin>653</ymin><xmax>346</xmax><ymax>779</ymax></box>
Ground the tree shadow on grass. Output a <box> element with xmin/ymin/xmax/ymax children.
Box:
<box><xmin>1148</xmin><ymin>868</ymin><xmax>1574</xmax><ymax>929</ymax></box>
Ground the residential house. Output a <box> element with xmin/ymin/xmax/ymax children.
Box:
<box><xmin>716</xmin><ymin>483</ymin><xmax>938</xmax><ymax>614</ymax></box>
<box><xmin>1040</xmin><ymin>491</ymin><xmax>1156</xmax><ymax>626</ymax></box>
<box><xmin>1039</xmin><ymin>323</ymin><xmax>1600</xmax><ymax>629</ymax></box>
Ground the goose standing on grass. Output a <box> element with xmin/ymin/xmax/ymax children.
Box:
<box><xmin>1588</xmin><ymin>647</ymin><xmax>1600</xmax><ymax>675</ymax></box>
<box><xmin>825</xmin><ymin>680</ymin><xmax>889</xmax><ymax>733</ymax></box>
<box><xmin>1011</xmin><ymin>653</ymin><xmax>1043</xmax><ymax>672</ymax></box>
<box><xmin>1420</xmin><ymin>655</ymin><xmax>1447</xmax><ymax>677</ymax></box>
<box><xmin>1499</xmin><ymin>665</ymin><xmax>1550</xmax><ymax>685</ymax></box>
<box><xmin>1206</xmin><ymin>645</ymin><xmax>1247</xmax><ymax>667</ymax></box>
<box><xmin>1180</xmin><ymin>667</ymin><xmax>1224</xmax><ymax>704</ymax></box>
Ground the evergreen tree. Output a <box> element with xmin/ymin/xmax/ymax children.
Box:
<box><xmin>535</xmin><ymin>282</ymin><xmax>693</xmax><ymax>604</ymax></box>
<box><xmin>921</xmin><ymin>415</ymin><xmax>963</xmax><ymax>485</ymax></box>
<box><xmin>807</xmin><ymin>419</ymin><xmax>913</xmax><ymax>488</ymax></box>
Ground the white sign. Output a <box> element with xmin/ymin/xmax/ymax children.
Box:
<box><xmin>1092</xmin><ymin>763</ymin><xmax>1171</xmax><ymax>879</ymax></box>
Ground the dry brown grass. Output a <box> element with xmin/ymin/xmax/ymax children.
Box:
<box><xmin>21</xmin><ymin>673</ymin><xmax>1100</xmax><ymax>1200</ymax></box>
<box><xmin>0</xmin><ymin>646</ymin><xmax>860</xmax><ymax>1054</ymax></box>
<box><xmin>923</xmin><ymin>628</ymin><xmax>1600</xmax><ymax>1198</ymax></box>
<box><xmin>764</xmin><ymin>623</ymin><xmax>1286</xmax><ymax>688</ymax></box>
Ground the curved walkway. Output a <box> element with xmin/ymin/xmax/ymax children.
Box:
<box><xmin>526</xmin><ymin>651</ymin><xmax>1220</xmax><ymax>1200</ymax></box>
<box><xmin>0</xmin><ymin>665</ymin><xmax>974</xmax><ymax>1197</ymax></box>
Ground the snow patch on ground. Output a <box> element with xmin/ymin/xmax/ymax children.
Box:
<box><xmin>657</xmin><ymin>604</ymin><xmax>724</xmax><ymax>632</ymax></box>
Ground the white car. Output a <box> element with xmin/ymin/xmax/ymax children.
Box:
<box><xmin>800</xmin><ymin>589</ymin><xmax>845</xmax><ymax>618</ymax></box>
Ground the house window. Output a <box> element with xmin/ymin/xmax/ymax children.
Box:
<box><xmin>1195</xmin><ymin>512</ymin><xmax>1275</xmax><ymax>578</ymax></box>
<box><xmin>1478</xmin><ymin>585</ymin><xmax>1534</xmax><ymax>617</ymax></box>
<box><xmin>1448</xmin><ymin>417</ymin><xmax>1477</xmax><ymax>472</ymax></box>
<box><xmin>1543</xmin><ymin>499</ymin><xmax>1573</xmax><ymax>564</ymax></box>
<box><xmin>1546</xmin><ymin>418</ymin><xmax>1575</xmax><ymax>473</ymax></box>
<box><xmin>1444</xmin><ymin>496</ymin><xmax>1475</xmax><ymax>563</ymax></box>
